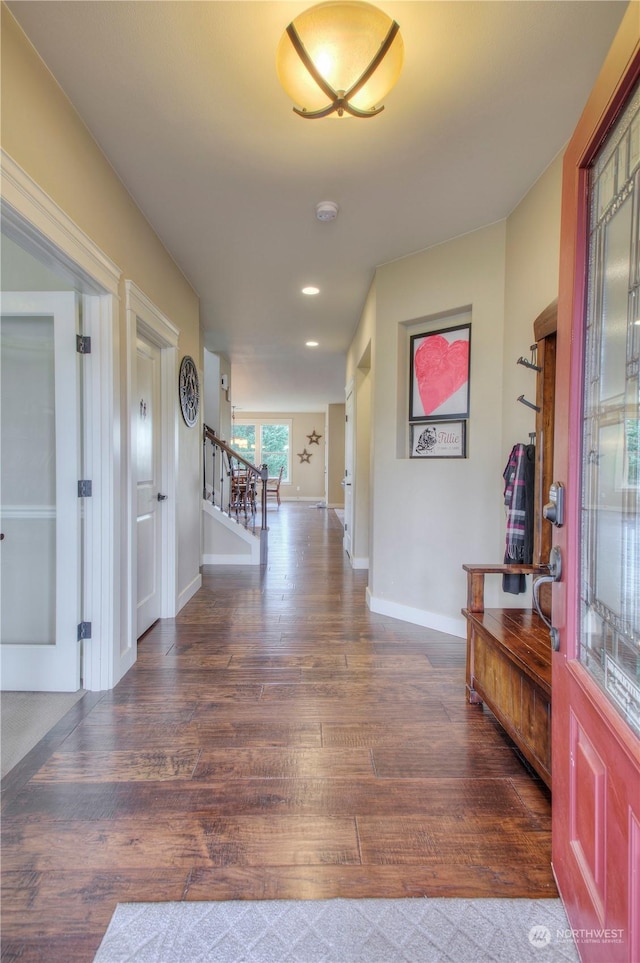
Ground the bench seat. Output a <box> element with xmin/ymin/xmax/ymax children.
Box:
<box><xmin>462</xmin><ymin>565</ymin><xmax>552</xmax><ymax>788</ymax></box>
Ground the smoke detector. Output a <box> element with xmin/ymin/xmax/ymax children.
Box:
<box><xmin>315</xmin><ymin>200</ymin><xmax>339</xmax><ymax>222</ymax></box>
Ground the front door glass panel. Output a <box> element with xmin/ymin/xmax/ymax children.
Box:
<box><xmin>581</xmin><ymin>80</ymin><xmax>640</xmax><ymax>736</ymax></box>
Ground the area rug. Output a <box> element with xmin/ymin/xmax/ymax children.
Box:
<box><xmin>93</xmin><ymin>897</ymin><xmax>579</xmax><ymax>962</ymax></box>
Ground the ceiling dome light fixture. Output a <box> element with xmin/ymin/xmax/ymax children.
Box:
<box><xmin>306</xmin><ymin>341</ymin><xmax>319</xmax><ymax>347</ymax></box>
<box><xmin>276</xmin><ymin>1</ymin><xmax>404</xmax><ymax>119</ymax></box>
<box><xmin>302</xmin><ymin>285</ymin><xmax>320</xmax><ymax>295</ymax></box>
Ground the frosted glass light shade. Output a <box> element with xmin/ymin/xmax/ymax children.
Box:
<box><xmin>276</xmin><ymin>1</ymin><xmax>404</xmax><ymax>118</ymax></box>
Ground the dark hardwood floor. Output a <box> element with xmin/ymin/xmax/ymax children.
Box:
<box><xmin>1</xmin><ymin>504</ymin><xmax>555</xmax><ymax>962</ymax></box>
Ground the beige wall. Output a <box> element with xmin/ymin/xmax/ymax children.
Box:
<box><xmin>347</xmin><ymin>283</ymin><xmax>376</xmax><ymax>391</ymax></box>
<box><xmin>502</xmin><ymin>153</ymin><xmax>563</xmax><ymax>458</ymax></box>
<box><xmin>353</xmin><ymin>363</ymin><xmax>372</xmax><ymax>565</ymax></box>
<box><xmin>349</xmin><ymin>158</ymin><xmax>564</xmax><ymax>632</ymax></box>
<box><xmin>370</xmin><ymin>223</ymin><xmax>507</xmax><ymax>634</ymax></box>
<box><xmin>2</xmin><ymin>6</ymin><xmax>202</xmax><ymax>608</ymax></box>
<box><xmin>346</xmin><ymin>285</ymin><xmax>376</xmax><ymax>568</ymax></box>
<box><xmin>1</xmin><ymin>8</ymin><xmax>198</xmax><ymax>331</ymax></box>
<box><xmin>240</xmin><ymin>411</ymin><xmax>326</xmax><ymax>501</ymax></box>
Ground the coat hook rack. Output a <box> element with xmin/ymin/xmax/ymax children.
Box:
<box><xmin>518</xmin><ymin>394</ymin><xmax>541</xmax><ymax>413</ymax></box>
<box><xmin>517</xmin><ymin>343</ymin><xmax>542</xmax><ymax>372</ymax></box>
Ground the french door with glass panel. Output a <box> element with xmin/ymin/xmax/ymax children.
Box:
<box><xmin>553</xmin><ymin>16</ymin><xmax>640</xmax><ymax>962</ymax></box>
<box><xmin>0</xmin><ymin>292</ymin><xmax>81</xmax><ymax>691</ymax></box>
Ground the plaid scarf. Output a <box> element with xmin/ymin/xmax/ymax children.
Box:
<box><xmin>503</xmin><ymin>443</ymin><xmax>528</xmax><ymax>561</ymax></box>
<box><xmin>502</xmin><ymin>443</ymin><xmax>535</xmax><ymax>594</ymax></box>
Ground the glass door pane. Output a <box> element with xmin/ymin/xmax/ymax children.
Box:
<box><xmin>0</xmin><ymin>290</ymin><xmax>80</xmax><ymax>691</ymax></box>
<box><xmin>580</xmin><ymin>80</ymin><xmax>640</xmax><ymax>735</ymax></box>
<box><xmin>1</xmin><ymin>315</ymin><xmax>56</xmax><ymax>645</ymax></box>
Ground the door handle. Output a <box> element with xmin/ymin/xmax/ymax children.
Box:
<box><xmin>532</xmin><ymin>545</ymin><xmax>562</xmax><ymax>651</ymax></box>
<box><xmin>157</xmin><ymin>493</ymin><xmax>168</xmax><ymax>501</ymax></box>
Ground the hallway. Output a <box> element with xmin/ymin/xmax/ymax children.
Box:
<box><xmin>1</xmin><ymin>504</ymin><xmax>555</xmax><ymax>962</ymax></box>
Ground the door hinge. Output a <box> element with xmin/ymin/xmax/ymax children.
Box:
<box><xmin>77</xmin><ymin>621</ymin><xmax>92</xmax><ymax>641</ymax></box>
<box><xmin>76</xmin><ymin>335</ymin><xmax>92</xmax><ymax>354</ymax></box>
<box><xmin>78</xmin><ymin>479</ymin><xmax>92</xmax><ymax>497</ymax></box>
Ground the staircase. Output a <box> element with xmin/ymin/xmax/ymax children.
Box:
<box><xmin>202</xmin><ymin>425</ymin><xmax>268</xmax><ymax>565</ymax></box>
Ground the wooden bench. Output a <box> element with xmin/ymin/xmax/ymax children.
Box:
<box><xmin>463</xmin><ymin>563</ymin><xmax>552</xmax><ymax>788</ymax></box>
<box><xmin>461</xmin><ymin>300</ymin><xmax>557</xmax><ymax>790</ymax></box>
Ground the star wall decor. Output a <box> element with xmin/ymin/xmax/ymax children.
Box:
<box><xmin>297</xmin><ymin>449</ymin><xmax>312</xmax><ymax>463</ymax></box>
<box><xmin>307</xmin><ymin>429</ymin><xmax>322</xmax><ymax>445</ymax></box>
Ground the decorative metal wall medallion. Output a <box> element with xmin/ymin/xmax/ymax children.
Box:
<box><xmin>179</xmin><ymin>355</ymin><xmax>200</xmax><ymax>427</ymax></box>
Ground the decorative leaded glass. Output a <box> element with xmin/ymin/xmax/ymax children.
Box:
<box><xmin>581</xmin><ymin>80</ymin><xmax>640</xmax><ymax>735</ymax></box>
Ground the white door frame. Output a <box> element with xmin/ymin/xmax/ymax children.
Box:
<box><xmin>125</xmin><ymin>281</ymin><xmax>178</xmax><ymax>655</ymax></box>
<box><xmin>1</xmin><ymin>149</ymin><xmax>121</xmax><ymax>691</ymax></box>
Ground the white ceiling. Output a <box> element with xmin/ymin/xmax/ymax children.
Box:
<box><xmin>7</xmin><ymin>0</ymin><xmax>627</xmax><ymax>412</ymax></box>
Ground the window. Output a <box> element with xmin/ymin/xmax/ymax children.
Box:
<box><xmin>232</xmin><ymin>420</ymin><xmax>291</xmax><ymax>482</ymax></box>
<box><xmin>579</xmin><ymin>79</ymin><xmax>640</xmax><ymax>735</ymax></box>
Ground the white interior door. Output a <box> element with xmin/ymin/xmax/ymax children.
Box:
<box><xmin>0</xmin><ymin>292</ymin><xmax>81</xmax><ymax>691</ymax></box>
<box><xmin>343</xmin><ymin>381</ymin><xmax>354</xmax><ymax>558</ymax></box>
<box><xmin>136</xmin><ymin>335</ymin><xmax>162</xmax><ymax>637</ymax></box>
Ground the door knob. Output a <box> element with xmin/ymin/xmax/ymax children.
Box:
<box><xmin>532</xmin><ymin>546</ymin><xmax>562</xmax><ymax>651</ymax></box>
<box><xmin>157</xmin><ymin>493</ymin><xmax>168</xmax><ymax>501</ymax></box>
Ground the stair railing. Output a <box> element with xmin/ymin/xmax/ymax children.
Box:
<box><xmin>203</xmin><ymin>424</ymin><xmax>268</xmax><ymax>563</ymax></box>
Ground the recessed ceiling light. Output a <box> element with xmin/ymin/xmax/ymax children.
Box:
<box><xmin>306</xmin><ymin>340</ymin><xmax>319</xmax><ymax>347</ymax></box>
<box><xmin>302</xmin><ymin>286</ymin><xmax>320</xmax><ymax>295</ymax></box>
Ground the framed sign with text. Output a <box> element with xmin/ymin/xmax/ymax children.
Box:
<box><xmin>410</xmin><ymin>420</ymin><xmax>467</xmax><ymax>459</ymax></box>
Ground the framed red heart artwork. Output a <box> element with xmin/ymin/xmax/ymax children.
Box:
<box><xmin>409</xmin><ymin>323</ymin><xmax>471</xmax><ymax>421</ymax></box>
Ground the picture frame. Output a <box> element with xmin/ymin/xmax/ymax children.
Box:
<box><xmin>410</xmin><ymin>420</ymin><xmax>467</xmax><ymax>459</ymax></box>
<box><xmin>409</xmin><ymin>323</ymin><xmax>471</xmax><ymax>422</ymax></box>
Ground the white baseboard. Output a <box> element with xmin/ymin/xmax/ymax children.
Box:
<box><xmin>177</xmin><ymin>573</ymin><xmax>202</xmax><ymax>613</ymax></box>
<box><xmin>350</xmin><ymin>556</ymin><xmax>369</xmax><ymax>570</ymax></box>
<box><xmin>365</xmin><ymin>587</ymin><xmax>466</xmax><ymax>638</ymax></box>
<box><xmin>202</xmin><ymin>553</ymin><xmax>260</xmax><ymax>566</ymax></box>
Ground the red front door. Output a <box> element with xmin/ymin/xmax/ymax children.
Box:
<box><xmin>553</xmin><ymin>7</ymin><xmax>640</xmax><ymax>963</ymax></box>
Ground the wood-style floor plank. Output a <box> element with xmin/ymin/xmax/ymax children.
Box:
<box><xmin>0</xmin><ymin>504</ymin><xmax>554</xmax><ymax>961</ymax></box>
<box><xmin>2</xmin><ymin>775</ymin><xmax>548</xmax><ymax>823</ymax></box>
